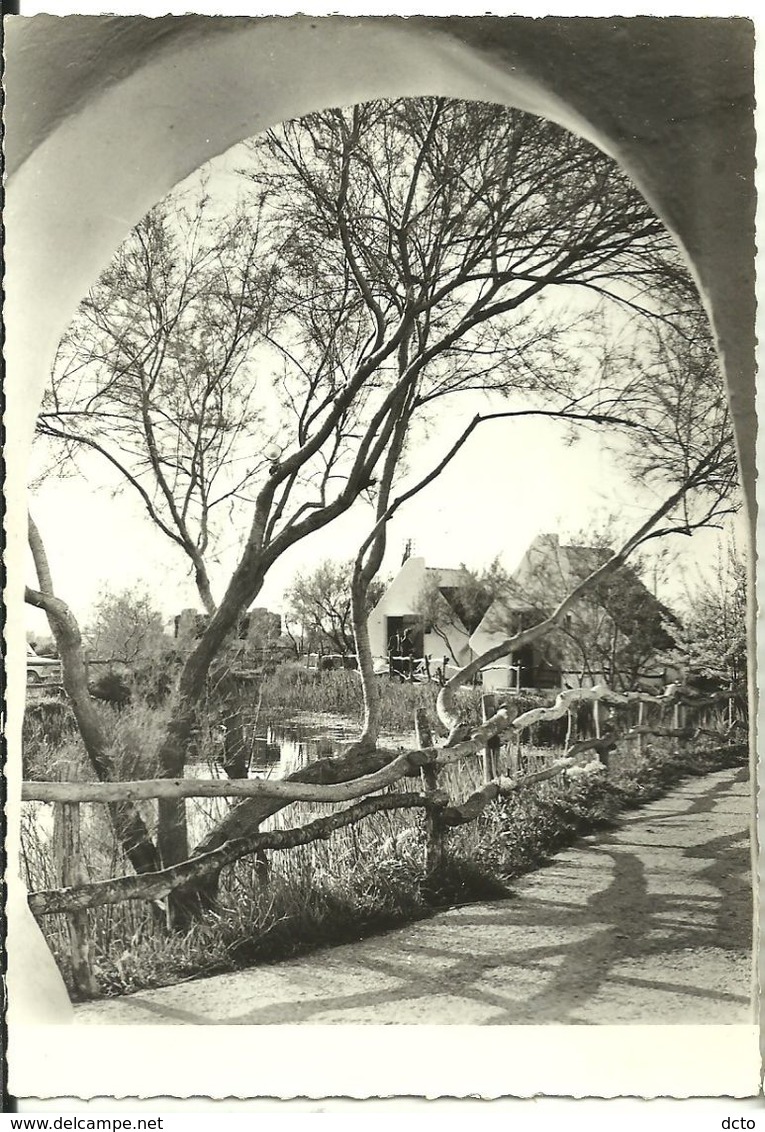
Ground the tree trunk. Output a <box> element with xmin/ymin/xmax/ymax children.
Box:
<box><xmin>25</xmin><ymin>591</ymin><xmax>161</xmax><ymax>876</ymax></box>
<box><xmin>154</xmin><ymin>711</ymin><xmax>194</xmax><ymax>875</ymax></box>
<box><xmin>27</xmin><ymin>516</ymin><xmax>162</xmax><ymax>881</ymax></box>
<box><xmin>193</xmin><ymin>560</ymin><xmax>216</xmax><ymax>617</ymax></box>
<box><xmin>351</xmin><ymin>575</ymin><xmax>380</xmax><ymax>748</ymax></box>
<box><xmin>222</xmin><ymin>710</ymin><xmax>248</xmax><ymax>779</ymax></box>
<box><xmin>210</xmin><ymin>665</ymin><xmax>250</xmax><ymax>779</ymax></box>
<box><xmin>177</xmin><ymin>737</ymin><xmax>387</xmax><ymax>907</ymax></box>
<box><xmin>49</xmin><ymin>616</ymin><xmax>160</xmax><ymax>871</ymax></box>
<box><xmin>153</xmin><ymin>559</ymin><xmax>268</xmax><ymax>877</ymax></box>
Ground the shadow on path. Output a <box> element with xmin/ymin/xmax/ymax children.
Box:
<box><xmin>75</xmin><ymin>767</ymin><xmax>753</xmax><ymax>1026</ymax></box>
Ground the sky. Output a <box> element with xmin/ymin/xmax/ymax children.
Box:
<box><xmin>23</xmin><ymin>111</ymin><xmax>745</xmax><ymax>639</ymax></box>
<box><xmin>25</xmin><ymin>398</ymin><xmax>742</xmax><ymax>639</ymax></box>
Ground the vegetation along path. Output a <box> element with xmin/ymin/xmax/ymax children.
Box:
<box><xmin>75</xmin><ymin>766</ymin><xmax>753</xmax><ymax>1026</ymax></box>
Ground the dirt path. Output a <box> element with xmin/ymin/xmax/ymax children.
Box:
<box><xmin>75</xmin><ymin>766</ymin><xmax>753</xmax><ymax>1026</ymax></box>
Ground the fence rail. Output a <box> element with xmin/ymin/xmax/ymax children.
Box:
<box><xmin>21</xmin><ymin>681</ymin><xmax>740</xmax><ymax>996</ymax></box>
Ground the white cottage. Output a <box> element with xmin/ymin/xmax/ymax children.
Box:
<box><xmin>470</xmin><ymin>533</ymin><xmax>677</xmax><ymax>693</ymax></box>
<box><xmin>367</xmin><ymin>557</ymin><xmax>475</xmax><ymax>677</ymax></box>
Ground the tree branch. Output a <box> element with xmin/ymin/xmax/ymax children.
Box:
<box><xmin>436</xmin><ymin>440</ymin><xmax>729</xmax><ymax>729</ymax></box>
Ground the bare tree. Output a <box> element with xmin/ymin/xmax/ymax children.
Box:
<box><xmin>37</xmin><ymin>193</ymin><xmax>276</xmax><ymax>615</ymax></box>
<box><xmin>32</xmin><ymin>96</ymin><xmax>737</xmax><ymax>911</ymax></box>
<box><xmin>150</xmin><ymin>96</ymin><xmax>689</xmax><ymax>877</ymax></box>
<box><xmin>88</xmin><ymin>586</ymin><xmax>170</xmax><ymax>667</ymax></box>
<box><xmin>284</xmin><ymin>559</ymin><xmax>386</xmax><ymax>656</ymax></box>
<box><xmin>25</xmin><ymin>518</ymin><xmax>161</xmax><ymax>876</ymax></box>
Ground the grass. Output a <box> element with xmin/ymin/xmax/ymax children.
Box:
<box><xmin>461</xmin><ymin>739</ymin><xmax>748</xmax><ymax>881</ymax></box>
<box><xmin>258</xmin><ymin>664</ymin><xmax>463</xmax><ymax>733</ymax></box>
<box><xmin>21</xmin><ymin>701</ymin><xmax>748</xmax><ymax>999</ymax></box>
<box><xmin>258</xmin><ymin>665</ymin><xmax>574</xmax><ymax>740</ymax></box>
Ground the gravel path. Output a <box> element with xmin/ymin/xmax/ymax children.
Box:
<box><xmin>75</xmin><ymin>766</ymin><xmax>754</xmax><ymax>1026</ymax></box>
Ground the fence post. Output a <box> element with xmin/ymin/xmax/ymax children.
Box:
<box><xmin>506</xmin><ymin>729</ymin><xmax>521</xmax><ymax>777</ymax></box>
<box><xmin>54</xmin><ymin>798</ymin><xmax>98</xmax><ymax>998</ymax></box>
<box><xmin>416</xmin><ymin>708</ymin><xmax>444</xmax><ymax>876</ymax></box>
<box><xmin>255</xmin><ymin>834</ymin><xmax>270</xmax><ymax>886</ymax></box>
<box><xmin>564</xmin><ymin>709</ymin><xmax>574</xmax><ymax>753</ymax></box>
<box><xmin>518</xmin><ymin>726</ymin><xmax>529</xmax><ymax>774</ymax></box>
<box><xmin>481</xmin><ymin>693</ymin><xmax>500</xmax><ymax>782</ymax></box>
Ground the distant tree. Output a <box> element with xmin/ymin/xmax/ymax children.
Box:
<box><xmin>415</xmin><ymin>560</ymin><xmax>508</xmax><ymax>664</ymax></box>
<box><xmin>285</xmin><ymin>559</ymin><xmax>386</xmax><ymax>655</ymax></box>
<box><xmin>560</xmin><ymin>555</ymin><xmax>680</xmax><ymax>690</ymax></box>
<box><xmin>37</xmin><ymin>193</ymin><xmax>276</xmax><ymax>615</ymax></box>
<box><xmin>87</xmin><ymin>586</ymin><xmax>171</xmax><ymax>667</ymax></box>
<box><xmin>682</xmin><ymin>541</ymin><xmax>747</xmax><ymax>695</ymax></box>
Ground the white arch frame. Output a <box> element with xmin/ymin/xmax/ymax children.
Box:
<box><xmin>4</xmin><ymin>15</ymin><xmax>758</xmax><ymax>1097</ymax></box>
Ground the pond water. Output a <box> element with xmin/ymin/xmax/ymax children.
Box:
<box><xmin>20</xmin><ymin>712</ymin><xmax>554</xmax><ymax>881</ymax></box>
<box><xmin>202</xmin><ymin>711</ymin><xmax>422</xmax><ymax>779</ymax></box>
<box><xmin>248</xmin><ymin>716</ymin><xmax>360</xmax><ymax>776</ymax></box>
<box><xmin>189</xmin><ymin>714</ymin><xmax>414</xmax><ymax>782</ymax></box>
<box><xmin>183</xmin><ymin>714</ymin><xmax>416</xmax><ymax>842</ymax></box>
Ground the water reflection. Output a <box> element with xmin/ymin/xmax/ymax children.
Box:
<box><xmin>184</xmin><ymin>717</ymin><xmax>367</xmax><ymax>842</ymax></box>
<box><xmin>249</xmin><ymin>719</ymin><xmax>358</xmax><ymax>777</ymax></box>
<box><xmin>25</xmin><ymin>717</ymin><xmax>411</xmax><ymax>876</ymax></box>
<box><xmin>187</xmin><ymin>717</ymin><xmax>363</xmax><ymax>782</ymax></box>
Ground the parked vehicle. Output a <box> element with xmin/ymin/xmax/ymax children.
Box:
<box><xmin>26</xmin><ymin>644</ymin><xmax>62</xmax><ymax>684</ymax></box>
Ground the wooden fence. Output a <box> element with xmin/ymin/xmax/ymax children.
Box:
<box><xmin>21</xmin><ymin>682</ymin><xmax>740</xmax><ymax>994</ymax></box>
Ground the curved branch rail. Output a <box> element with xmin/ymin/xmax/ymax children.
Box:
<box><xmin>28</xmin><ymin>792</ymin><xmax>441</xmax><ymax>916</ymax></box>
<box><xmin>22</xmin><ymin>711</ymin><xmax>512</xmax><ymax>806</ymax></box>
<box><xmin>509</xmin><ymin>682</ymin><xmax>671</xmax><ymax>729</ymax></box>
<box><xmin>24</xmin><ymin>733</ymin><xmax>630</xmax><ymax>917</ymax></box>
<box><xmin>24</xmin><ymin>680</ymin><xmax>740</xmax><ymax>923</ymax></box>
<box><xmin>507</xmin><ymin>682</ymin><xmax>734</xmax><ymax>732</ymax></box>
<box><xmin>22</xmin><ymin>682</ymin><xmax>735</xmax><ymax>807</ymax></box>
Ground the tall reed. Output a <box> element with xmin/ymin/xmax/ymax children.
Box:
<box><xmin>21</xmin><ymin>677</ymin><xmax>747</xmax><ymax>1001</ymax></box>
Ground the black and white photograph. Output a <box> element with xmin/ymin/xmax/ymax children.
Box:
<box><xmin>3</xmin><ymin>9</ymin><xmax>759</xmax><ymax>1102</ymax></box>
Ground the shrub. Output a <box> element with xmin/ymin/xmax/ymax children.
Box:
<box><xmin>89</xmin><ymin>670</ymin><xmax>132</xmax><ymax>708</ymax></box>
<box><xmin>22</xmin><ymin>699</ymin><xmax>79</xmax><ymax>779</ymax></box>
